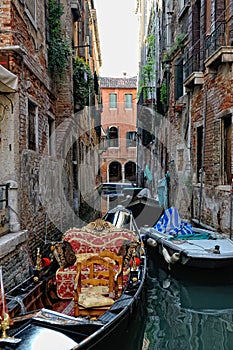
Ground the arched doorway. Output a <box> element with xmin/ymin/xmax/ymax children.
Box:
<box><xmin>125</xmin><ymin>161</ymin><xmax>136</xmax><ymax>182</ymax></box>
<box><xmin>109</xmin><ymin>161</ymin><xmax>122</xmax><ymax>182</ymax></box>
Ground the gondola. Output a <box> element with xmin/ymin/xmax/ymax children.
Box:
<box><xmin>142</xmin><ymin>207</ymin><xmax>233</xmax><ymax>283</ymax></box>
<box><xmin>126</xmin><ymin>196</ymin><xmax>163</xmax><ymax>228</ymax></box>
<box><xmin>0</xmin><ymin>206</ymin><xmax>147</xmax><ymax>350</ymax></box>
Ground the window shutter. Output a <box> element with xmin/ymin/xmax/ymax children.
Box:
<box><xmin>175</xmin><ymin>57</ymin><xmax>183</xmax><ymax>99</ymax></box>
<box><xmin>109</xmin><ymin>93</ymin><xmax>117</xmax><ymax>108</ymax></box>
<box><xmin>126</xmin><ymin>131</ymin><xmax>129</xmax><ymax>147</ymax></box>
<box><xmin>125</xmin><ymin>94</ymin><xmax>132</xmax><ymax>108</ymax></box>
<box><xmin>107</xmin><ymin>127</ymin><xmax>110</xmax><ymax>147</ymax></box>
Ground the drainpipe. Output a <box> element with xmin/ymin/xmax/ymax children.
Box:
<box><xmin>230</xmin><ymin>180</ymin><xmax>233</xmax><ymax>239</ymax></box>
<box><xmin>198</xmin><ymin>86</ymin><xmax>207</xmax><ymax>224</ymax></box>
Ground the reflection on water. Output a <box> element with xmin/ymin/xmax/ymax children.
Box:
<box><xmin>143</xmin><ymin>257</ymin><xmax>233</xmax><ymax>350</ymax></box>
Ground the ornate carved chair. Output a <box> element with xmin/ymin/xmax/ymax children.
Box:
<box><xmin>73</xmin><ymin>255</ymin><xmax>119</xmax><ymax>317</ymax></box>
<box><xmin>99</xmin><ymin>250</ymin><xmax>123</xmax><ymax>297</ymax></box>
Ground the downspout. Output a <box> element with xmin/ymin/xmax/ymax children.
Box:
<box><xmin>230</xmin><ymin>180</ymin><xmax>233</xmax><ymax>239</ymax></box>
<box><xmin>198</xmin><ymin>85</ymin><xmax>207</xmax><ymax>224</ymax></box>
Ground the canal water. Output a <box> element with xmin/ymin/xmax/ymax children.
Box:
<box><xmin>100</xmin><ymin>198</ymin><xmax>233</xmax><ymax>349</ymax></box>
<box><xmin>142</xmin><ymin>255</ymin><xmax>233</xmax><ymax>350</ymax></box>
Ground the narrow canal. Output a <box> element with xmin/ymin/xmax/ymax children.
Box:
<box><xmin>142</xmin><ymin>255</ymin><xmax>233</xmax><ymax>350</ymax></box>
<box><xmin>100</xmin><ymin>197</ymin><xmax>233</xmax><ymax>350</ymax></box>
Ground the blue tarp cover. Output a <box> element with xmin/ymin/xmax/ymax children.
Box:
<box><xmin>153</xmin><ymin>207</ymin><xmax>194</xmax><ymax>236</ymax></box>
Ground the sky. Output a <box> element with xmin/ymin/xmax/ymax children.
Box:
<box><xmin>95</xmin><ymin>0</ymin><xmax>139</xmax><ymax>78</ymax></box>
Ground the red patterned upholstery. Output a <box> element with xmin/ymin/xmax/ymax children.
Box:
<box><xmin>56</xmin><ymin>226</ymin><xmax>138</xmax><ymax>299</ymax></box>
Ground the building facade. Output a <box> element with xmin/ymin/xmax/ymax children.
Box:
<box><xmin>137</xmin><ymin>0</ymin><xmax>233</xmax><ymax>234</ymax></box>
<box><xmin>0</xmin><ymin>0</ymin><xmax>102</xmax><ymax>290</ymax></box>
<box><xmin>100</xmin><ymin>76</ymin><xmax>137</xmax><ymax>184</ymax></box>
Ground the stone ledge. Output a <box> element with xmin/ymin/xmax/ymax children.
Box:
<box><xmin>215</xmin><ymin>185</ymin><xmax>231</xmax><ymax>192</ymax></box>
<box><xmin>193</xmin><ymin>184</ymin><xmax>231</xmax><ymax>192</ymax></box>
<box><xmin>184</xmin><ymin>72</ymin><xmax>204</xmax><ymax>89</ymax></box>
<box><xmin>0</xmin><ymin>230</ymin><xmax>28</xmax><ymax>259</ymax></box>
<box><xmin>205</xmin><ymin>46</ymin><xmax>233</xmax><ymax>70</ymax></box>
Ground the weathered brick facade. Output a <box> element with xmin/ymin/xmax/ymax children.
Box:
<box><xmin>137</xmin><ymin>0</ymin><xmax>233</xmax><ymax>233</ymax></box>
<box><xmin>0</xmin><ymin>0</ymin><xmax>102</xmax><ymax>290</ymax></box>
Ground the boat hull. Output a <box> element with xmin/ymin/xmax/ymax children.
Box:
<box><xmin>144</xmin><ymin>227</ymin><xmax>233</xmax><ymax>283</ymax></box>
<box><xmin>147</xmin><ymin>245</ymin><xmax>233</xmax><ymax>284</ymax></box>
<box><xmin>5</xmin><ymin>264</ymin><xmax>146</xmax><ymax>350</ymax></box>
<box><xmin>3</xmin><ymin>206</ymin><xmax>147</xmax><ymax>349</ymax></box>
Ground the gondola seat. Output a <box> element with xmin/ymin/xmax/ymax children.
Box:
<box><xmin>54</xmin><ymin>220</ymin><xmax>138</xmax><ymax>299</ymax></box>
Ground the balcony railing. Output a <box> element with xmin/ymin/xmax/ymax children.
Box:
<box><xmin>205</xmin><ymin>22</ymin><xmax>226</xmax><ymax>60</ymax></box>
<box><xmin>137</xmin><ymin>86</ymin><xmax>156</xmax><ymax>105</ymax></box>
<box><xmin>184</xmin><ymin>52</ymin><xmax>201</xmax><ymax>80</ymax></box>
<box><xmin>137</xmin><ymin>86</ymin><xmax>156</xmax><ymax>115</ymax></box>
<box><xmin>184</xmin><ymin>17</ymin><xmax>233</xmax><ymax>82</ymax></box>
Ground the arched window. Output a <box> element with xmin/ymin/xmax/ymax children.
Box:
<box><xmin>108</xmin><ymin>126</ymin><xmax>119</xmax><ymax>147</ymax></box>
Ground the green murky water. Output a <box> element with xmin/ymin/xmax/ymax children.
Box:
<box><xmin>143</xmin><ymin>257</ymin><xmax>233</xmax><ymax>350</ymax></box>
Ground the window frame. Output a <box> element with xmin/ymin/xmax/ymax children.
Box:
<box><xmin>124</xmin><ymin>93</ymin><xmax>133</xmax><ymax>109</ymax></box>
<box><xmin>27</xmin><ymin>99</ymin><xmax>38</xmax><ymax>152</ymax></box>
<box><xmin>221</xmin><ymin>115</ymin><xmax>232</xmax><ymax>185</ymax></box>
<box><xmin>126</xmin><ymin>131</ymin><xmax>136</xmax><ymax>147</ymax></box>
<box><xmin>109</xmin><ymin>93</ymin><xmax>117</xmax><ymax>109</ymax></box>
<box><xmin>174</xmin><ymin>56</ymin><xmax>184</xmax><ymax>100</ymax></box>
<box><xmin>48</xmin><ymin>114</ymin><xmax>56</xmax><ymax>157</ymax></box>
<box><xmin>108</xmin><ymin>126</ymin><xmax>119</xmax><ymax>148</ymax></box>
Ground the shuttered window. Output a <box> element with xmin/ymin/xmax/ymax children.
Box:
<box><xmin>175</xmin><ymin>57</ymin><xmax>183</xmax><ymax>100</ymax></box>
<box><xmin>126</xmin><ymin>131</ymin><xmax>136</xmax><ymax>147</ymax></box>
<box><xmin>109</xmin><ymin>93</ymin><xmax>117</xmax><ymax>109</ymax></box>
<box><xmin>28</xmin><ymin>100</ymin><xmax>37</xmax><ymax>151</ymax></box>
<box><xmin>125</xmin><ymin>94</ymin><xmax>132</xmax><ymax>109</ymax></box>
<box><xmin>223</xmin><ymin>116</ymin><xmax>232</xmax><ymax>185</ymax></box>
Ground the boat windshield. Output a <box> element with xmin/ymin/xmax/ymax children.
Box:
<box><xmin>103</xmin><ymin>206</ymin><xmax>140</xmax><ymax>237</ymax></box>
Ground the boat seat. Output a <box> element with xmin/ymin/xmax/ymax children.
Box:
<box><xmin>55</xmin><ymin>223</ymin><xmax>138</xmax><ymax>299</ymax></box>
<box><xmin>73</xmin><ymin>255</ymin><xmax>121</xmax><ymax>317</ymax></box>
<box><xmin>99</xmin><ymin>250</ymin><xmax>123</xmax><ymax>296</ymax></box>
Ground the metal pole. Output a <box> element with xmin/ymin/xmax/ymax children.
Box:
<box><xmin>230</xmin><ymin>180</ymin><xmax>233</xmax><ymax>239</ymax></box>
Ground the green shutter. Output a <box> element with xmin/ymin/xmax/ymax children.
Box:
<box><xmin>126</xmin><ymin>131</ymin><xmax>129</xmax><ymax>147</ymax></box>
<box><xmin>110</xmin><ymin>93</ymin><xmax>117</xmax><ymax>108</ymax></box>
<box><xmin>175</xmin><ymin>57</ymin><xmax>183</xmax><ymax>99</ymax></box>
<box><xmin>125</xmin><ymin>94</ymin><xmax>132</xmax><ymax>108</ymax></box>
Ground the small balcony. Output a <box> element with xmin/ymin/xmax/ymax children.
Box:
<box><xmin>137</xmin><ymin>87</ymin><xmax>156</xmax><ymax>107</ymax></box>
<box><xmin>205</xmin><ymin>19</ymin><xmax>233</xmax><ymax>70</ymax></box>
<box><xmin>137</xmin><ymin>86</ymin><xmax>156</xmax><ymax>115</ymax></box>
<box><xmin>184</xmin><ymin>52</ymin><xmax>204</xmax><ymax>89</ymax></box>
<box><xmin>137</xmin><ymin>87</ymin><xmax>156</xmax><ymax>132</ymax></box>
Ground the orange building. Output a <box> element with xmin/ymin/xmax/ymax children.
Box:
<box><xmin>100</xmin><ymin>76</ymin><xmax>137</xmax><ymax>183</ymax></box>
